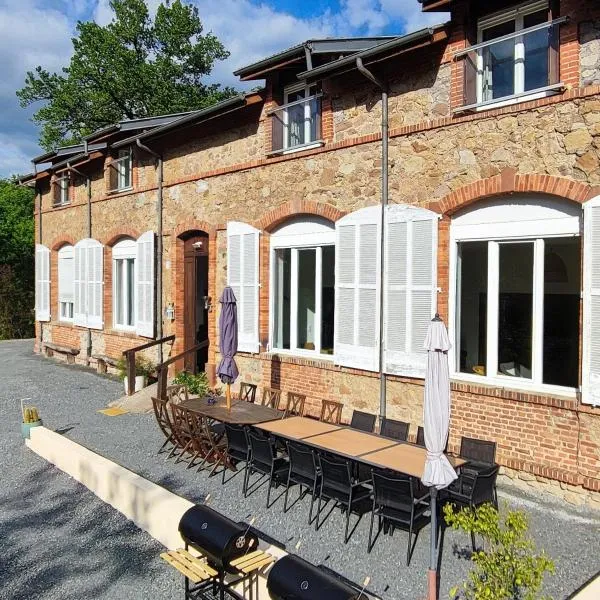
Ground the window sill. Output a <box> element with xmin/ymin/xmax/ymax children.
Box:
<box><xmin>52</xmin><ymin>202</ymin><xmax>71</xmax><ymax>209</ymax></box>
<box><xmin>107</xmin><ymin>186</ymin><xmax>133</xmax><ymax>195</ymax></box>
<box><xmin>56</xmin><ymin>320</ymin><xmax>74</xmax><ymax>327</ymax></box>
<box><xmin>268</xmin><ymin>348</ymin><xmax>335</xmax><ymax>361</ymax></box>
<box><xmin>109</xmin><ymin>327</ymin><xmax>138</xmax><ymax>338</ymax></box>
<box><xmin>267</xmin><ymin>140</ymin><xmax>325</xmax><ymax>157</ymax></box>
<box><xmin>453</xmin><ymin>83</ymin><xmax>565</xmax><ymax>114</ymax></box>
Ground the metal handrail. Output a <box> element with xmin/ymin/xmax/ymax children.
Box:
<box><xmin>453</xmin><ymin>16</ymin><xmax>568</xmax><ymax>59</ymax></box>
<box><xmin>123</xmin><ymin>334</ymin><xmax>175</xmax><ymax>396</ymax></box>
<box><xmin>266</xmin><ymin>93</ymin><xmax>323</xmax><ymax>116</ymax></box>
<box><xmin>156</xmin><ymin>340</ymin><xmax>210</xmax><ymax>400</ymax></box>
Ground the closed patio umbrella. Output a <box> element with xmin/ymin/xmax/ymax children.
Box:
<box><xmin>217</xmin><ymin>287</ymin><xmax>239</xmax><ymax>411</ymax></box>
<box><xmin>422</xmin><ymin>314</ymin><xmax>457</xmax><ymax>600</ymax></box>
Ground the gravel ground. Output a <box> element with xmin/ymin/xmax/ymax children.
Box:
<box><xmin>2</xmin><ymin>339</ymin><xmax>600</xmax><ymax>599</ymax></box>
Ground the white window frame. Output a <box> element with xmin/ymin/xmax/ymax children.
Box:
<box><xmin>282</xmin><ymin>82</ymin><xmax>321</xmax><ymax>154</ymax></box>
<box><xmin>269</xmin><ymin>216</ymin><xmax>335</xmax><ymax>359</ymax></box>
<box><xmin>112</xmin><ymin>238</ymin><xmax>136</xmax><ymax>331</ymax></box>
<box><xmin>476</xmin><ymin>0</ymin><xmax>555</xmax><ymax>110</ymax></box>
<box><xmin>449</xmin><ymin>195</ymin><xmax>581</xmax><ymax>397</ymax></box>
<box><xmin>55</xmin><ymin>174</ymin><xmax>70</xmax><ymax>206</ymax></box>
<box><xmin>58</xmin><ymin>245</ymin><xmax>74</xmax><ymax>322</ymax></box>
<box><xmin>115</xmin><ymin>149</ymin><xmax>133</xmax><ymax>191</ymax></box>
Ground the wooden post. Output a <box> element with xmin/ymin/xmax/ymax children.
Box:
<box><xmin>226</xmin><ymin>383</ymin><xmax>231</xmax><ymax>411</ymax></box>
<box><xmin>126</xmin><ymin>350</ymin><xmax>135</xmax><ymax>396</ymax></box>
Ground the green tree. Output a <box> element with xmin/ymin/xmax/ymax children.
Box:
<box><xmin>17</xmin><ymin>0</ymin><xmax>236</xmax><ymax>150</ymax></box>
<box><xmin>0</xmin><ymin>180</ymin><xmax>35</xmax><ymax>339</ymax></box>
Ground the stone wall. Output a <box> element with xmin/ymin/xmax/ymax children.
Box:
<box><xmin>581</xmin><ymin>19</ymin><xmax>600</xmax><ymax>86</ymax></box>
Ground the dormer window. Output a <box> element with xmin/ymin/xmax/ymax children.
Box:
<box><xmin>456</xmin><ymin>0</ymin><xmax>566</xmax><ymax>112</ymax></box>
<box><xmin>269</xmin><ymin>82</ymin><xmax>323</xmax><ymax>155</ymax></box>
<box><xmin>108</xmin><ymin>148</ymin><xmax>133</xmax><ymax>192</ymax></box>
<box><xmin>54</xmin><ymin>174</ymin><xmax>70</xmax><ymax>207</ymax></box>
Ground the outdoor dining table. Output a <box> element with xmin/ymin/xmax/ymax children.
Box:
<box><xmin>256</xmin><ymin>415</ymin><xmax>343</xmax><ymax>440</ymax></box>
<box><xmin>182</xmin><ymin>396</ymin><xmax>283</xmax><ymax>425</ymax></box>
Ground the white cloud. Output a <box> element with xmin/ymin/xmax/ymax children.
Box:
<box><xmin>380</xmin><ymin>0</ymin><xmax>449</xmax><ymax>32</ymax></box>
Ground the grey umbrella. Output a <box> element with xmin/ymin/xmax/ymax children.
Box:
<box><xmin>216</xmin><ymin>286</ymin><xmax>239</xmax><ymax>409</ymax></box>
<box><xmin>422</xmin><ymin>314</ymin><xmax>457</xmax><ymax>600</ymax></box>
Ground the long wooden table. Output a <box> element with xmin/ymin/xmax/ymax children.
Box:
<box><xmin>255</xmin><ymin>416</ymin><xmax>465</xmax><ymax>479</ymax></box>
<box><xmin>182</xmin><ymin>396</ymin><xmax>282</xmax><ymax>425</ymax></box>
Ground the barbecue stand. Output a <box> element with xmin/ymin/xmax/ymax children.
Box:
<box><xmin>161</xmin><ymin>505</ymin><xmax>275</xmax><ymax>600</ymax></box>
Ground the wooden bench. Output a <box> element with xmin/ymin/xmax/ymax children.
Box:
<box><xmin>92</xmin><ymin>354</ymin><xmax>119</xmax><ymax>374</ymax></box>
<box><xmin>44</xmin><ymin>342</ymin><xmax>79</xmax><ymax>364</ymax></box>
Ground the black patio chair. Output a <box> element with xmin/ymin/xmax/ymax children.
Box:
<box><xmin>222</xmin><ymin>423</ymin><xmax>250</xmax><ymax>487</ymax></box>
<box><xmin>284</xmin><ymin>442</ymin><xmax>321</xmax><ymax>524</ymax></box>
<box><xmin>460</xmin><ymin>437</ymin><xmax>497</xmax><ymax>469</ymax></box>
<box><xmin>416</xmin><ymin>426</ymin><xmax>425</xmax><ymax>447</ymax></box>
<box><xmin>315</xmin><ymin>453</ymin><xmax>371</xmax><ymax>543</ymax></box>
<box><xmin>369</xmin><ymin>470</ymin><xmax>430</xmax><ymax>566</ymax></box>
<box><xmin>245</xmin><ymin>430</ymin><xmax>289</xmax><ymax>508</ymax></box>
<box><xmin>380</xmin><ymin>418</ymin><xmax>410</xmax><ymax>441</ymax></box>
<box><xmin>349</xmin><ymin>410</ymin><xmax>376</xmax><ymax>433</ymax></box>
<box><xmin>445</xmin><ymin>464</ymin><xmax>500</xmax><ymax>550</ymax></box>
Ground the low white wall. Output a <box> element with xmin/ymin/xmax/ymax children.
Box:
<box><xmin>26</xmin><ymin>426</ymin><xmax>285</xmax><ymax>599</ymax></box>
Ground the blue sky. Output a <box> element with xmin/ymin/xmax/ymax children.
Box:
<box><xmin>0</xmin><ymin>0</ymin><xmax>446</xmax><ymax>178</ymax></box>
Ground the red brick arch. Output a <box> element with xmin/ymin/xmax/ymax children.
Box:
<box><xmin>103</xmin><ymin>228</ymin><xmax>142</xmax><ymax>247</ymax></box>
<box><xmin>255</xmin><ymin>199</ymin><xmax>346</xmax><ymax>232</ymax></box>
<box><xmin>172</xmin><ymin>219</ymin><xmax>216</xmax><ymax>239</ymax></box>
<box><xmin>437</xmin><ymin>168</ymin><xmax>600</xmax><ymax>216</ymax></box>
<box><xmin>50</xmin><ymin>235</ymin><xmax>76</xmax><ymax>251</ymax></box>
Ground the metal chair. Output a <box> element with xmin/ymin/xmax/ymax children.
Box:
<box><xmin>315</xmin><ymin>454</ymin><xmax>371</xmax><ymax>543</ymax></box>
<box><xmin>151</xmin><ymin>396</ymin><xmax>179</xmax><ymax>457</ymax></box>
<box><xmin>349</xmin><ymin>410</ymin><xmax>376</xmax><ymax>433</ymax></box>
<box><xmin>460</xmin><ymin>437</ymin><xmax>497</xmax><ymax>466</ymax></box>
<box><xmin>261</xmin><ymin>387</ymin><xmax>282</xmax><ymax>410</ymax></box>
<box><xmin>239</xmin><ymin>382</ymin><xmax>257</xmax><ymax>403</ymax></box>
<box><xmin>369</xmin><ymin>470</ymin><xmax>430</xmax><ymax>565</ymax></box>
<box><xmin>284</xmin><ymin>392</ymin><xmax>306</xmax><ymax>417</ymax></box>
<box><xmin>380</xmin><ymin>418</ymin><xmax>409</xmax><ymax>441</ymax></box>
<box><xmin>319</xmin><ymin>400</ymin><xmax>343</xmax><ymax>425</ymax></box>
<box><xmin>222</xmin><ymin>423</ymin><xmax>250</xmax><ymax>487</ymax></box>
<box><xmin>246</xmin><ymin>431</ymin><xmax>289</xmax><ymax>508</ymax></box>
<box><xmin>284</xmin><ymin>442</ymin><xmax>321</xmax><ymax>524</ymax></box>
<box><xmin>416</xmin><ymin>426</ymin><xmax>425</xmax><ymax>447</ymax></box>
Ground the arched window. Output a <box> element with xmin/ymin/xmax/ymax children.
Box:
<box><xmin>57</xmin><ymin>245</ymin><xmax>74</xmax><ymax>321</ymax></box>
<box><xmin>450</xmin><ymin>195</ymin><xmax>582</xmax><ymax>392</ymax></box>
<box><xmin>112</xmin><ymin>238</ymin><xmax>136</xmax><ymax>330</ymax></box>
<box><xmin>269</xmin><ymin>216</ymin><xmax>335</xmax><ymax>357</ymax></box>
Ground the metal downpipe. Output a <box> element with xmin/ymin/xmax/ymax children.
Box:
<box><xmin>356</xmin><ymin>57</ymin><xmax>389</xmax><ymax>426</ymax></box>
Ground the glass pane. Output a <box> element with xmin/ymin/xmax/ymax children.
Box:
<box><xmin>321</xmin><ymin>246</ymin><xmax>335</xmax><ymax>355</ymax></box>
<box><xmin>115</xmin><ymin>260</ymin><xmax>123</xmax><ymax>325</ymax></box>
<box><xmin>482</xmin><ymin>20</ymin><xmax>516</xmax><ymax>101</ymax></box>
<box><xmin>273</xmin><ymin>248</ymin><xmax>291</xmax><ymax>349</ymax></box>
<box><xmin>498</xmin><ymin>243</ymin><xmax>533</xmax><ymax>379</ymax></box>
<box><xmin>458</xmin><ymin>242</ymin><xmax>488</xmax><ymax>375</ymax></box>
<box><xmin>543</xmin><ymin>238</ymin><xmax>581</xmax><ymax>387</ymax></box>
<box><xmin>524</xmin><ymin>10</ymin><xmax>549</xmax><ymax>91</ymax></box>
<box><xmin>297</xmin><ymin>249</ymin><xmax>316</xmax><ymax>350</ymax></box>
<box><xmin>286</xmin><ymin>89</ymin><xmax>306</xmax><ymax>148</ymax></box>
<box><xmin>127</xmin><ymin>258</ymin><xmax>135</xmax><ymax>326</ymax></box>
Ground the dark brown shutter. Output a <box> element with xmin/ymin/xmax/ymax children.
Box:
<box><xmin>463</xmin><ymin>12</ymin><xmax>478</xmax><ymax>107</ymax></box>
<box><xmin>548</xmin><ymin>0</ymin><xmax>560</xmax><ymax>85</ymax></box>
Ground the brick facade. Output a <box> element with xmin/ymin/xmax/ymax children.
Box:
<box><xmin>32</xmin><ymin>0</ymin><xmax>600</xmax><ymax>505</ymax></box>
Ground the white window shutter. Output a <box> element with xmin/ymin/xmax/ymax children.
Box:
<box><xmin>135</xmin><ymin>230</ymin><xmax>155</xmax><ymax>338</ymax></box>
<box><xmin>583</xmin><ymin>197</ymin><xmax>600</xmax><ymax>405</ymax></box>
<box><xmin>86</xmin><ymin>239</ymin><xmax>104</xmax><ymax>330</ymax></box>
<box><xmin>384</xmin><ymin>205</ymin><xmax>438</xmax><ymax>378</ymax></box>
<box><xmin>334</xmin><ymin>206</ymin><xmax>381</xmax><ymax>371</ymax></box>
<box><xmin>74</xmin><ymin>240</ymin><xmax>87</xmax><ymax>326</ymax></box>
<box><xmin>227</xmin><ymin>222</ymin><xmax>260</xmax><ymax>353</ymax></box>
<box><xmin>35</xmin><ymin>244</ymin><xmax>50</xmax><ymax>322</ymax></box>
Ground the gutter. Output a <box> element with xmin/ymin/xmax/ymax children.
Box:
<box><xmin>136</xmin><ymin>139</ymin><xmax>164</xmax><ymax>362</ymax></box>
<box><xmin>355</xmin><ymin>57</ymin><xmax>389</xmax><ymax>427</ymax></box>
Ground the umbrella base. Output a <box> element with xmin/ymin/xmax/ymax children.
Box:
<box><xmin>427</xmin><ymin>569</ymin><xmax>437</xmax><ymax>600</ymax></box>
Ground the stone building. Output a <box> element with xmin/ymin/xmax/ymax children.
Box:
<box><xmin>23</xmin><ymin>0</ymin><xmax>600</xmax><ymax>506</ymax></box>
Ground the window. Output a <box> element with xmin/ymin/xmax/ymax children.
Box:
<box><xmin>54</xmin><ymin>175</ymin><xmax>69</xmax><ymax>206</ymax></box>
<box><xmin>270</xmin><ymin>217</ymin><xmax>335</xmax><ymax>357</ymax></box>
<box><xmin>116</xmin><ymin>149</ymin><xmax>132</xmax><ymax>190</ymax></box>
<box><xmin>112</xmin><ymin>238</ymin><xmax>136</xmax><ymax>329</ymax></box>
<box><xmin>269</xmin><ymin>83</ymin><xmax>322</xmax><ymax>154</ymax></box>
<box><xmin>451</xmin><ymin>197</ymin><xmax>582</xmax><ymax>392</ymax></box>
<box><xmin>58</xmin><ymin>245</ymin><xmax>74</xmax><ymax>321</ymax></box>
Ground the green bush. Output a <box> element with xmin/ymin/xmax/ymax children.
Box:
<box><xmin>444</xmin><ymin>502</ymin><xmax>554</xmax><ymax>600</ymax></box>
<box><xmin>172</xmin><ymin>370</ymin><xmax>210</xmax><ymax>397</ymax></box>
<box><xmin>116</xmin><ymin>355</ymin><xmax>156</xmax><ymax>380</ymax></box>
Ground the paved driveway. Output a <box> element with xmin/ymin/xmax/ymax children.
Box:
<box><xmin>2</xmin><ymin>339</ymin><xmax>600</xmax><ymax>599</ymax></box>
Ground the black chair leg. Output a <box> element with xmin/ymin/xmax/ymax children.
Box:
<box><xmin>266</xmin><ymin>469</ymin><xmax>274</xmax><ymax>508</ymax></box>
<box><xmin>368</xmin><ymin>509</ymin><xmax>375</xmax><ymax>553</ymax></box>
<box><xmin>283</xmin><ymin>472</ymin><xmax>291</xmax><ymax>513</ymax></box>
<box><xmin>308</xmin><ymin>478</ymin><xmax>318</xmax><ymax>525</ymax></box>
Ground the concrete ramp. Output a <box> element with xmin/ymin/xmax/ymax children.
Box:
<box><xmin>109</xmin><ymin>382</ymin><xmax>158</xmax><ymax>413</ymax></box>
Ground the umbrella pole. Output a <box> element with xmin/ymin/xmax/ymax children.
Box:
<box><xmin>226</xmin><ymin>383</ymin><xmax>231</xmax><ymax>411</ymax></box>
<box><xmin>428</xmin><ymin>487</ymin><xmax>438</xmax><ymax>600</ymax></box>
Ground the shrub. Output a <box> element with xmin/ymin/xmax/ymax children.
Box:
<box><xmin>444</xmin><ymin>502</ymin><xmax>554</xmax><ymax>600</ymax></box>
<box><xmin>116</xmin><ymin>355</ymin><xmax>156</xmax><ymax>380</ymax></box>
<box><xmin>172</xmin><ymin>370</ymin><xmax>210</xmax><ymax>397</ymax></box>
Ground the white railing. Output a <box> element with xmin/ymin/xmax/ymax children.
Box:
<box><xmin>268</xmin><ymin>94</ymin><xmax>323</xmax><ymax>154</ymax></box>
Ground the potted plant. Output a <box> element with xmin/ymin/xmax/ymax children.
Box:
<box><xmin>172</xmin><ymin>370</ymin><xmax>211</xmax><ymax>397</ymax></box>
<box><xmin>117</xmin><ymin>356</ymin><xmax>156</xmax><ymax>394</ymax></box>
<box><xmin>22</xmin><ymin>405</ymin><xmax>42</xmax><ymax>439</ymax></box>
